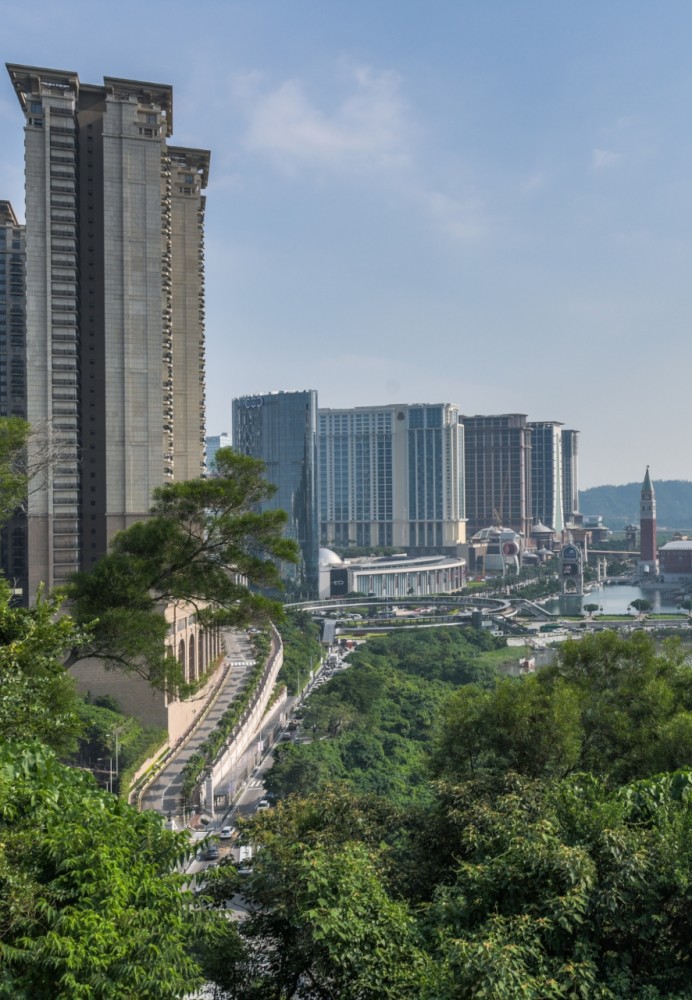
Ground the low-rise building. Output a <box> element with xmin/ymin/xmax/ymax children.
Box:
<box><xmin>318</xmin><ymin>547</ymin><xmax>465</xmax><ymax>599</ymax></box>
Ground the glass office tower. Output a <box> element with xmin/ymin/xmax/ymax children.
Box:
<box><xmin>0</xmin><ymin>201</ymin><xmax>27</xmax><ymax>595</ymax></box>
<box><xmin>232</xmin><ymin>390</ymin><xmax>318</xmax><ymax>598</ymax></box>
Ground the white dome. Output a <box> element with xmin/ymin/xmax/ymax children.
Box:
<box><xmin>319</xmin><ymin>547</ymin><xmax>343</xmax><ymax>566</ymax></box>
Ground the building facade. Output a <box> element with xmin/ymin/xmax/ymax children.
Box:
<box><xmin>318</xmin><ymin>547</ymin><xmax>465</xmax><ymax>599</ymax></box>
<box><xmin>561</xmin><ymin>428</ymin><xmax>580</xmax><ymax>524</ymax></box>
<box><xmin>205</xmin><ymin>432</ymin><xmax>231</xmax><ymax>475</ymax></box>
<box><xmin>7</xmin><ymin>64</ymin><xmax>209</xmax><ymax>599</ymax></box>
<box><xmin>529</xmin><ymin>421</ymin><xmax>564</xmax><ymax>533</ymax></box>
<box><xmin>318</xmin><ymin>403</ymin><xmax>466</xmax><ymax>554</ymax></box>
<box><xmin>232</xmin><ymin>390</ymin><xmax>319</xmax><ymax>598</ymax></box>
<box><xmin>659</xmin><ymin>539</ymin><xmax>692</xmax><ymax>582</ymax></box>
<box><xmin>0</xmin><ymin>200</ymin><xmax>27</xmax><ymax>592</ymax></box>
<box><xmin>460</xmin><ymin>413</ymin><xmax>532</xmax><ymax>538</ymax></box>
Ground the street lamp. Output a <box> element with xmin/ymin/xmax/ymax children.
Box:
<box><xmin>108</xmin><ymin>725</ymin><xmax>124</xmax><ymax>796</ymax></box>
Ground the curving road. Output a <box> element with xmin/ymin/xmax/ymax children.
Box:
<box><xmin>139</xmin><ymin>631</ymin><xmax>257</xmax><ymax>823</ymax></box>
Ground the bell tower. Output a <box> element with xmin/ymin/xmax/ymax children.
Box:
<box><xmin>638</xmin><ymin>466</ymin><xmax>658</xmax><ymax>578</ymax></box>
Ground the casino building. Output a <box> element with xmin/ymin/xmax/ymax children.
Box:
<box><xmin>318</xmin><ymin>547</ymin><xmax>466</xmax><ymax>600</ymax></box>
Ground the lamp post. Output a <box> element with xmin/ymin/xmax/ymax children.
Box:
<box><xmin>108</xmin><ymin>725</ymin><xmax>124</xmax><ymax>796</ymax></box>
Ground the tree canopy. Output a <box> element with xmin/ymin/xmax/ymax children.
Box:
<box><xmin>200</xmin><ymin>630</ymin><xmax>692</xmax><ymax>999</ymax></box>
<box><xmin>65</xmin><ymin>448</ymin><xmax>298</xmax><ymax>687</ymax></box>
<box><xmin>0</xmin><ymin>574</ymin><xmax>231</xmax><ymax>998</ymax></box>
<box><xmin>0</xmin><ymin>741</ymin><xmax>230</xmax><ymax>999</ymax></box>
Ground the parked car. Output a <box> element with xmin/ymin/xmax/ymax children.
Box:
<box><xmin>203</xmin><ymin>842</ymin><xmax>220</xmax><ymax>861</ymax></box>
<box><xmin>219</xmin><ymin>826</ymin><xmax>235</xmax><ymax>840</ymax></box>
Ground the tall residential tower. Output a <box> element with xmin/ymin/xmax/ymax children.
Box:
<box><xmin>460</xmin><ymin>413</ymin><xmax>532</xmax><ymax>538</ymax></box>
<box><xmin>7</xmin><ymin>64</ymin><xmax>209</xmax><ymax>599</ymax></box>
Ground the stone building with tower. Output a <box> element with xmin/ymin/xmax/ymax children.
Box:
<box><xmin>638</xmin><ymin>466</ymin><xmax>658</xmax><ymax>578</ymax></box>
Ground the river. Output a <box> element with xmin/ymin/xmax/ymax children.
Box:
<box><xmin>544</xmin><ymin>582</ymin><xmax>686</xmax><ymax>617</ymax></box>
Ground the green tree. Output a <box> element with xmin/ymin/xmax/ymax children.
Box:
<box><xmin>0</xmin><ymin>579</ymin><xmax>85</xmax><ymax>756</ymax></box>
<box><xmin>66</xmin><ymin>448</ymin><xmax>298</xmax><ymax>687</ymax></box>
<box><xmin>0</xmin><ymin>416</ymin><xmax>30</xmax><ymax>523</ymax></box>
<box><xmin>418</xmin><ymin>770</ymin><xmax>692</xmax><ymax>999</ymax></box>
<box><xmin>212</xmin><ymin>789</ymin><xmax>427</xmax><ymax>998</ymax></box>
<box><xmin>0</xmin><ymin>741</ymin><xmax>228</xmax><ymax>999</ymax></box>
<box><xmin>629</xmin><ymin>598</ymin><xmax>652</xmax><ymax>615</ymax></box>
<box><xmin>432</xmin><ymin>675</ymin><xmax>583</xmax><ymax>781</ymax></box>
<box><xmin>433</xmin><ymin>632</ymin><xmax>692</xmax><ymax>786</ymax></box>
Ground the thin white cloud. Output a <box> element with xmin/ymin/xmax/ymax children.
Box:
<box><xmin>229</xmin><ymin>64</ymin><xmax>487</xmax><ymax>243</ymax></box>
<box><xmin>237</xmin><ymin>66</ymin><xmax>410</xmax><ymax>172</ymax></box>
<box><xmin>591</xmin><ymin>148</ymin><xmax>622</xmax><ymax>170</ymax></box>
<box><xmin>522</xmin><ymin>171</ymin><xmax>545</xmax><ymax>194</ymax></box>
<box><xmin>418</xmin><ymin>189</ymin><xmax>487</xmax><ymax>242</ymax></box>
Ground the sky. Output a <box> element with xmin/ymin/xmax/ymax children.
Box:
<box><xmin>2</xmin><ymin>1</ymin><xmax>692</xmax><ymax>488</ymax></box>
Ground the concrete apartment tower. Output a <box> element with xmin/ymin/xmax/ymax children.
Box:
<box><xmin>6</xmin><ymin>65</ymin><xmax>209</xmax><ymax>600</ymax></box>
<box><xmin>639</xmin><ymin>466</ymin><xmax>658</xmax><ymax>578</ymax></box>
<box><xmin>460</xmin><ymin>413</ymin><xmax>532</xmax><ymax>538</ymax></box>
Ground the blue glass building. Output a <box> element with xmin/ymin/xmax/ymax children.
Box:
<box><xmin>232</xmin><ymin>390</ymin><xmax>318</xmax><ymax>598</ymax></box>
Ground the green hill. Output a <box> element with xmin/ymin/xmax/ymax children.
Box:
<box><xmin>580</xmin><ymin>480</ymin><xmax>692</xmax><ymax>530</ymax></box>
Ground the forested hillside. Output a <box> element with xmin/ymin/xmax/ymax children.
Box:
<box><xmin>203</xmin><ymin>628</ymin><xmax>692</xmax><ymax>999</ymax></box>
<box><xmin>580</xmin><ymin>478</ymin><xmax>692</xmax><ymax>528</ymax></box>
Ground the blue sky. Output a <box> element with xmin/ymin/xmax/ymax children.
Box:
<box><xmin>3</xmin><ymin>0</ymin><xmax>692</xmax><ymax>488</ymax></box>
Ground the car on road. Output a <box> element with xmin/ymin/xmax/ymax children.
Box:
<box><xmin>203</xmin><ymin>842</ymin><xmax>220</xmax><ymax>860</ymax></box>
<box><xmin>257</xmin><ymin>798</ymin><xmax>270</xmax><ymax>811</ymax></box>
<box><xmin>219</xmin><ymin>826</ymin><xmax>235</xmax><ymax>840</ymax></box>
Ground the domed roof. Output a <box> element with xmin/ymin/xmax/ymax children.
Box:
<box><xmin>531</xmin><ymin>522</ymin><xmax>553</xmax><ymax>535</ymax></box>
<box><xmin>319</xmin><ymin>547</ymin><xmax>343</xmax><ymax>566</ymax></box>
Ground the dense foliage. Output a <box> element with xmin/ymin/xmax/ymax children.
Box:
<box><xmin>277</xmin><ymin>610</ymin><xmax>322</xmax><ymax>695</ymax></box>
<box><xmin>0</xmin><ymin>580</ymin><xmax>231</xmax><ymax>997</ymax></box>
<box><xmin>266</xmin><ymin>628</ymin><xmax>505</xmax><ymax>807</ymax></box>
<box><xmin>0</xmin><ymin>743</ymin><xmax>222</xmax><ymax>999</ymax></box>
<box><xmin>207</xmin><ymin>630</ymin><xmax>692</xmax><ymax>999</ymax></box>
<box><xmin>73</xmin><ymin>696</ymin><xmax>167</xmax><ymax>797</ymax></box>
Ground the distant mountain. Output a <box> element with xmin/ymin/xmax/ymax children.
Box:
<box><xmin>579</xmin><ymin>480</ymin><xmax>692</xmax><ymax>530</ymax></box>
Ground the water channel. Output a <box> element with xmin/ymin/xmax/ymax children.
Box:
<box><xmin>544</xmin><ymin>583</ymin><xmax>687</xmax><ymax>617</ymax></box>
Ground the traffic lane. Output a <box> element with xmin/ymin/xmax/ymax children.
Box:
<box><xmin>230</xmin><ymin>756</ymin><xmax>274</xmax><ymax>821</ymax></box>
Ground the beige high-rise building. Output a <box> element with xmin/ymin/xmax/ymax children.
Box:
<box><xmin>318</xmin><ymin>402</ymin><xmax>466</xmax><ymax>553</ymax></box>
<box><xmin>6</xmin><ymin>64</ymin><xmax>209</xmax><ymax>599</ymax></box>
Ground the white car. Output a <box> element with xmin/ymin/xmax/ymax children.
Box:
<box><xmin>219</xmin><ymin>826</ymin><xmax>235</xmax><ymax>840</ymax></box>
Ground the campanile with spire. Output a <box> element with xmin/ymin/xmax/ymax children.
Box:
<box><xmin>638</xmin><ymin>466</ymin><xmax>658</xmax><ymax>577</ymax></box>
